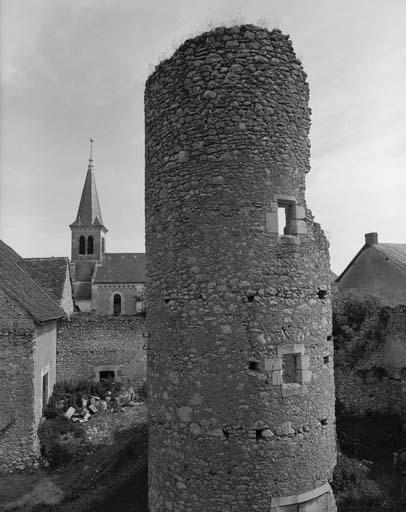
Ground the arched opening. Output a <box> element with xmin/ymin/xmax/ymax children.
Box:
<box><xmin>113</xmin><ymin>293</ymin><xmax>121</xmax><ymax>316</ymax></box>
<box><xmin>79</xmin><ymin>236</ymin><xmax>85</xmax><ymax>254</ymax></box>
<box><xmin>87</xmin><ymin>235</ymin><xmax>94</xmax><ymax>254</ymax></box>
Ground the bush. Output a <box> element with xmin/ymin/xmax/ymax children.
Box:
<box><xmin>50</xmin><ymin>379</ymin><xmax>123</xmax><ymax>413</ymax></box>
<box><xmin>333</xmin><ymin>454</ymin><xmax>391</xmax><ymax>511</ymax></box>
<box><xmin>38</xmin><ymin>416</ymin><xmax>86</xmax><ymax>466</ymax></box>
<box><xmin>332</xmin><ymin>291</ymin><xmax>388</xmax><ymax>365</ymax></box>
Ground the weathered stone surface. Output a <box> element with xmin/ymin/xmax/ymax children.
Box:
<box><xmin>146</xmin><ymin>24</ymin><xmax>336</xmax><ymax>512</ymax></box>
<box><xmin>56</xmin><ymin>313</ymin><xmax>146</xmax><ymax>386</ymax></box>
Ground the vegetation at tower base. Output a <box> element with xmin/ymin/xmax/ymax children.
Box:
<box><xmin>145</xmin><ymin>24</ymin><xmax>336</xmax><ymax>511</ymax></box>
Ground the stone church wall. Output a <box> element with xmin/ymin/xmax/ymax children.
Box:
<box><xmin>56</xmin><ymin>313</ymin><xmax>146</xmax><ymax>387</ymax></box>
<box><xmin>91</xmin><ymin>283</ymin><xmax>145</xmax><ymax>315</ymax></box>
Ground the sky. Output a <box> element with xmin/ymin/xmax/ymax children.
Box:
<box><xmin>1</xmin><ymin>0</ymin><xmax>405</xmax><ymax>275</ymax></box>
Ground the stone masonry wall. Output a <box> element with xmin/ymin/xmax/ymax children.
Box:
<box><xmin>91</xmin><ymin>283</ymin><xmax>144</xmax><ymax>315</ymax></box>
<box><xmin>0</xmin><ymin>289</ymin><xmax>38</xmax><ymax>473</ymax></box>
<box><xmin>335</xmin><ymin>303</ymin><xmax>406</xmax><ymax>418</ymax></box>
<box><xmin>145</xmin><ymin>25</ymin><xmax>336</xmax><ymax>512</ymax></box>
<box><xmin>56</xmin><ymin>313</ymin><xmax>146</xmax><ymax>387</ymax></box>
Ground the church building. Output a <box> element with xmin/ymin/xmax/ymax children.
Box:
<box><xmin>69</xmin><ymin>141</ymin><xmax>145</xmax><ymax>315</ymax></box>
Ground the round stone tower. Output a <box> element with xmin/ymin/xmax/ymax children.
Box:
<box><xmin>145</xmin><ymin>25</ymin><xmax>336</xmax><ymax>512</ymax></box>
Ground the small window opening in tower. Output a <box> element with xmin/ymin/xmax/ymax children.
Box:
<box><xmin>282</xmin><ymin>353</ymin><xmax>300</xmax><ymax>384</ymax></box>
<box><xmin>87</xmin><ymin>235</ymin><xmax>94</xmax><ymax>254</ymax></box>
<box><xmin>102</xmin><ymin>237</ymin><xmax>105</xmax><ymax>253</ymax></box>
<box><xmin>113</xmin><ymin>293</ymin><xmax>122</xmax><ymax>316</ymax></box>
<box><xmin>79</xmin><ymin>236</ymin><xmax>86</xmax><ymax>254</ymax></box>
<box><xmin>277</xmin><ymin>200</ymin><xmax>295</xmax><ymax>235</ymax></box>
<box><xmin>248</xmin><ymin>361</ymin><xmax>259</xmax><ymax>371</ymax></box>
<box><xmin>100</xmin><ymin>370</ymin><xmax>115</xmax><ymax>382</ymax></box>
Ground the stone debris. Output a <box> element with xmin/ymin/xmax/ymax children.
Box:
<box><xmin>64</xmin><ymin>407</ymin><xmax>76</xmax><ymax>420</ymax></box>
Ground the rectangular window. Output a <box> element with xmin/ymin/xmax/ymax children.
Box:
<box><xmin>42</xmin><ymin>372</ymin><xmax>49</xmax><ymax>414</ymax></box>
<box><xmin>277</xmin><ymin>199</ymin><xmax>295</xmax><ymax>235</ymax></box>
<box><xmin>282</xmin><ymin>353</ymin><xmax>300</xmax><ymax>384</ymax></box>
<box><xmin>100</xmin><ymin>370</ymin><xmax>115</xmax><ymax>382</ymax></box>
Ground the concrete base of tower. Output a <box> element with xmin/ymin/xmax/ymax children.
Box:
<box><xmin>270</xmin><ymin>483</ymin><xmax>336</xmax><ymax>511</ymax></box>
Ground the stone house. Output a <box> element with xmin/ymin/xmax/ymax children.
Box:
<box><xmin>0</xmin><ymin>240</ymin><xmax>65</xmax><ymax>473</ymax></box>
<box><xmin>336</xmin><ymin>232</ymin><xmax>406</xmax><ymax>306</ymax></box>
<box><xmin>69</xmin><ymin>143</ymin><xmax>145</xmax><ymax>314</ymax></box>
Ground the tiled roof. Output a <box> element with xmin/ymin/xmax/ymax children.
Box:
<box><xmin>70</xmin><ymin>160</ymin><xmax>106</xmax><ymax>229</ymax></box>
<box><xmin>20</xmin><ymin>257</ymin><xmax>70</xmax><ymax>304</ymax></box>
<box><xmin>336</xmin><ymin>242</ymin><xmax>406</xmax><ymax>283</ymax></box>
<box><xmin>373</xmin><ymin>244</ymin><xmax>406</xmax><ymax>272</ymax></box>
<box><xmin>0</xmin><ymin>240</ymin><xmax>65</xmax><ymax>323</ymax></box>
<box><xmin>94</xmin><ymin>253</ymin><xmax>145</xmax><ymax>283</ymax></box>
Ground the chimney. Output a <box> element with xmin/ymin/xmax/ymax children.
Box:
<box><xmin>365</xmin><ymin>232</ymin><xmax>378</xmax><ymax>246</ymax></box>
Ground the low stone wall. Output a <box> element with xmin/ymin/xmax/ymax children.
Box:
<box><xmin>56</xmin><ymin>313</ymin><xmax>146</xmax><ymax>388</ymax></box>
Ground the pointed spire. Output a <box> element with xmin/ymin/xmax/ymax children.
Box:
<box><xmin>70</xmin><ymin>139</ymin><xmax>107</xmax><ymax>230</ymax></box>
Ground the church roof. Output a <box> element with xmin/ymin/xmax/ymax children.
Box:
<box><xmin>94</xmin><ymin>253</ymin><xmax>145</xmax><ymax>284</ymax></box>
<box><xmin>0</xmin><ymin>240</ymin><xmax>65</xmax><ymax>323</ymax></box>
<box><xmin>20</xmin><ymin>257</ymin><xmax>70</xmax><ymax>304</ymax></box>
<box><xmin>70</xmin><ymin>144</ymin><xmax>106</xmax><ymax>229</ymax></box>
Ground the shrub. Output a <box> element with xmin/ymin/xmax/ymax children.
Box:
<box><xmin>50</xmin><ymin>379</ymin><xmax>123</xmax><ymax>413</ymax></box>
<box><xmin>38</xmin><ymin>416</ymin><xmax>86</xmax><ymax>466</ymax></box>
<box><xmin>332</xmin><ymin>291</ymin><xmax>388</xmax><ymax>365</ymax></box>
<box><xmin>333</xmin><ymin>454</ymin><xmax>391</xmax><ymax>512</ymax></box>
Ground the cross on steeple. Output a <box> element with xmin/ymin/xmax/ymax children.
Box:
<box><xmin>89</xmin><ymin>138</ymin><xmax>94</xmax><ymax>168</ymax></box>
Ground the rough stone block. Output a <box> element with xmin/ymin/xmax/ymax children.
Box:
<box><xmin>266</xmin><ymin>212</ymin><xmax>278</xmax><ymax>233</ymax></box>
<box><xmin>272</xmin><ymin>371</ymin><xmax>283</xmax><ymax>385</ymax></box>
<box><xmin>265</xmin><ymin>357</ymin><xmax>282</xmax><ymax>371</ymax></box>
<box><xmin>65</xmin><ymin>407</ymin><xmax>75</xmax><ymax>419</ymax></box>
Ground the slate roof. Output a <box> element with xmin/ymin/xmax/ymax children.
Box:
<box><xmin>336</xmin><ymin>242</ymin><xmax>406</xmax><ymax>282</ymax></box>
<box><xmin>73</xmin><ymin>282</ymin><xmax>92</xmax><ymax>300</ymax></box>
<box><xmin>373</xmin><ymin>244</ymin><xmax>406</xmax><ymax>272</ymax></box>
<box><xmin>70</xmin><ymin>159</ymin><xmax>106</xmax><ymax>229</ymax></box>
<box><xmin>0</xmin><ymin>240</ymin><xmax>65</xmax><ymax>323</ymax></box>
<box><xmin>94</xmin><ymin>253</ymin><xmax>145</xmax><ymax>283</ymax></box>
<box><xmin>20</xmin><ymin>257</ymin><xmax>70</xmax><ymax>304</ymax></box>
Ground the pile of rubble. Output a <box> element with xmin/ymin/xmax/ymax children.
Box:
<box><xmin>63</xmin><ymin>387</ymin><xmax>143</xmax><ymax>424</ymax></box>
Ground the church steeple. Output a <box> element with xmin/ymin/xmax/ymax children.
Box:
<box><xmin>70</xmin><ymin>139</ymin><xmax>106</xmax><ymax>229</ymax></box>
<box><xmin>70</xmin><ymin>139</ymin><xmax>107</xmax><ymax>265</ymax></box>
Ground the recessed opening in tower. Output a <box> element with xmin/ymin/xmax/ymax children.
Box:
<box><xmin>277</xmin><ymin>200</ymin><xmax>295</xmax><ymax>235</ymax></box>
<box><xmin>248</xmin><ymin>361</ymin><xmax>259</xmax><ymax>371</ymax></box>
<box><xmin>282</xmin><ymin>353</ymin><xmax>300</xmax><ymax>384</ymax></box>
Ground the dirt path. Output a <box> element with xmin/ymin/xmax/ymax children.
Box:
<box><xmin>1</xmin><ymin>408</ymin><xmax>148</xmax><ymax>512</ymax></box>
